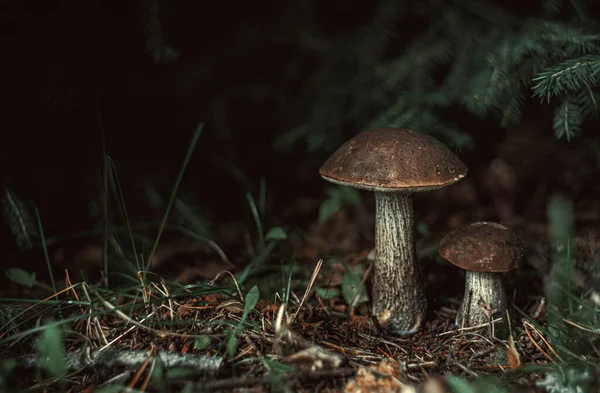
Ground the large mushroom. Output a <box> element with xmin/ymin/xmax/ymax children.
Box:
<box><xmin>319</xmin><ymin>128</ymin><xmax>467</xmax><ymax>336</ymax></box>
<box><xmin>439</xmin><ymin>221</ymin><xmax>525</xmax><ymax>330</ymax></box>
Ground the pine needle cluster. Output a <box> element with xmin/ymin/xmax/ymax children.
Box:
<box><xmin>274</xmin><ymin>0</ymin><xmax>600</xmax><ymax>152</ymax></box>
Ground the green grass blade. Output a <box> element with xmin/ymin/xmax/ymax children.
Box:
<box><xmin>285</xmin><ymin>261</ymin><xmax>294</xmax><ymax>307</ymax></box>
<box><xmin>33</xmin><ymin>206</ymin><xmax>56</xmax><ymax>295</ymax></box>
<box><xmin>259</xmin><ymin>178</ymin><xmax>266</xmax><ymax>222</ymax></box>
<box><xmin>98</xmin><ymin>97</ymin><xmax>110</xmax><ymax>288</ymax></box>
<box><xmin>107</xmin><ymin>157</ymin><xmax>140</xmax><ymax>270</ymax></box>
<box><xmin>144</xmin><ymin>122</ymin><xmax>204</xmax><ymax>275</ymax></box>
<box><xmin>246</xmin><ymin>192</ymin><xmax>265</xmax><ymax>253</ymax></box>
<box><xmin>236</xmin><ymin>240</ymin><xmax>277</xmax><ymax>284</ymax></box>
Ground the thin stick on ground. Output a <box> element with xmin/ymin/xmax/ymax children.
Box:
<box><xmin>16</xmin><ymin>346</ymin><xmax>221</xmax><ymax>373</ymax></box>
<box><xmin>406</xmin><ymin>361</ymin><xmax>437</xmax><ymax>370</ymax></box>
<box><xmin>191</xmin><ymin>368</ymin><xmax>356</xmax><ymax>391</ymax></box>
<box><xmin>437</xmin><ymin>318</ymin><xmax>503</xmax><ymax>336</ymax></box>
<box><xmin>99</xmin><ymin>310</ymin><xmax>158</xmax><ymax>352</ymax></box>
<box><xmin>209</xmin><ymin>270</ymin><xmax>244</xmax><ymax>300</ymax></box>
<box><xmin>454</xmin><ymin>361</ymin><xmax>478</xmax><ymax>377</ymax></box>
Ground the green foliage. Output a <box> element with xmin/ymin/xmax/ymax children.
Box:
<box><xmin>341</xmin><ymin>265</ymin><xmax>369</xmax><ymax>307</ymax></box>
<box><xmin>545</xmin><ymin>194</ymin><xmax>576</xmax><ymax>314</ymax></box>
<box><xmin>144</xmin><ymin>123</ymin><xmax>204</xmax><ymax>275</ymax></box>
<box><xmin>0</xmin><ymin>359</ymin><xmax>17</xmax><ymax>391</ymax></box>
<box><xmin>95</xmin><ymin>385</ymin><xmax>128</xmax><ymax>393</ymax></box>
<box><xmin>150</xmin><ymin>355</ymin><xmax>167</xmax><ymax>393</ymax></box>
<box><xmin>273</xmin><ymin>0</ymin><xmax>600</xmax><ymax>155</ymax></box>
<box><xmin>164</xmin><ymin>368</ymin><xmax>197</xmax><ymax>379</ymax></box>
<box><xmin>141</xmin><ymin>0</ymin><xmax>179</xmax><ymax>63</ymax></box>
<box><xmin>260</xmin><ymin>358</ymin><xmax>296</xmax><ymax>393</ymax></box>
<box><xmin>33</xmin><ymin>205</ymin><xmax>56</xmax><ymax>295</ymax></box>
<box><xmin>460</xmin><ymin>17</ymin><xmax>600</xmax><ymax>139</ymax></box>
<box><xmin>171</xmin><ymin>194</ymin><xmax>212</xmax><ymax>238</ymax></box>
<box><xmin>265</xmin><ymin>226</ymin><xmax>287</xmax><ymax>241</ymax></box>
<box><xmin>536</xmin><ymin>363</ymin><xmax>599</xmax><ymax>393</ymax></box>
<box><xmin>194</xmin><ymin>335</ymin><xmax>211</xmax><ymax>350</ymax></box>
<box><xmin>225</xmin><ymin>285</ymin><xmax>259</xmax><ymax>358</ymax></box>
<box><xmin>235</xmin><ymin>240</ymin><xmax>278</xmax><ymax>284</ymax></box>
<box><xmin>83</xmin><ymin>123</ymin><xmax>206</xmax><ymax>285</ymax></box>
<box><xmin>246</xmin><ymin>179</ymin><xmax>278</xmax><ymax>252</ymax></box>
<box><xmin>236</xmin><ymin>185</ymin><xmax>290</xmax><ymax>284</ymax></box>
<box><xmin>315</xmin><ymin>286</ymin><xmax>340</xmax><ymax>300</ymax></box>
<box><xmin>5</xmin><ymin>268</ymin><xmax>37</xmax><ymax>288</ymax></box>
<box><xmin>318</xmin><ymin>186</ymin><xmax>362</xmax><ymax>226</ymax></box>
<box><xmin>447</xmin><ymin>375</ymin><xmax>509</xmax><ymax>393</ymax></box>
<box><xmin>246</xmin><ymin>191</ymin><xmax>266</xmax><ymax>252</ymax></box>
<box><xmin>542</xmin><ymin>0</ymin><xmax>563</xmax><ymax>16</ymax></box>
<box><xmin>542</xmin><ymin>194</ymin><xmax>600</xmax><ymax>361</ymax></box>
<box><xmin>242</xmin><ymin>286</ymin><xmax>260</xmax><ymax>320</ymax></box>
<box><xmin>36</xmin><ymin>322</ymin><xmax>67</xmax><ymax>381</ymax></box>
<box><xmin>1</xmin><ymin>188</ymin><xmax>39</xmax><ymax>250</ymax></box>
<box><xmin>553</xmin><ymin>96</ymin><xmax>583</xmax><ymax>140</ymax></box>
<box><xmin>533</xmin><ymin>55</ymin><xmax>600</xmax><ymax>103</ymax></box>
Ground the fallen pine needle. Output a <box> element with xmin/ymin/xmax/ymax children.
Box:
<box><xmin>522</xmin><ymin>321</ymin><xmax>553</xmax><ymax>363</ymax></box>
<box><xmin>563</xmin><ymin>318</ymin><xmax>600</xmax><ymax>335</ymax></box>
<box><xmin>128</xmin><ymin>345</ymin><xmax>155</xmax><ymax>389</ymax></box>
<box><xmin>523</xmin><ymin>320</ymin><xmax>563</xmax><ymax>363</ymax></box>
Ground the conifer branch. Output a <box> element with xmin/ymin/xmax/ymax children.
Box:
<box><xmin>533</xmin><ymin>55</ymin><xmax>600</xmax><ymax>103</ymax></box>
<box><xmin>284</xmin><ymin>1</ymin><xmax>600</xmax><ymax>151</ymax></box>
<box><xmin>541</xmin><ymin>0</ymin><xmax>563</xmax><ymax>16</ymax></box>
<box><xmin>575</xmin><ymin>86</ymin><xmax>599</xmax><ymax>118</ymax></box>
<box><xmin>500</xmin><ymin>91</ymin><xmax>525</xmax><ymax>127</ymax></box>
<box><xmin>141</xmin><ymin>0</ymin><xmax>179</xmax><ymax>63</ymax></box>
<box><xmin>553</xmin><ymin>96</ymin><xmax>583</xmax><ymax>141</ymax></box>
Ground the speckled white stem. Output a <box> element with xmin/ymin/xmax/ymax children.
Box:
<box><xmin>457</xmin><ymin>271</ymin><xmax>507</xmax><ymax>329</ymax></box>
<box><xmin>372</xmin><ymin>192</ymin><xmax>426</xmax><ymax>336</ymax></box>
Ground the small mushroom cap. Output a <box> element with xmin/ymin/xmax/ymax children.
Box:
<box><xmin>319</xmin><ymin>128</ymin><xmax>467</xmax><ymax>193</ymax></box>
<box><xmin>439</xmin><ymin>222</ymin><xmax>525</xmax><ymax>272</ymax></box>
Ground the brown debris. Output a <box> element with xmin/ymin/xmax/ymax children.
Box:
<box><xmin>344</xmin><ymin>359</ymin><xmax>404</xmax><ymax>393</ymax></box>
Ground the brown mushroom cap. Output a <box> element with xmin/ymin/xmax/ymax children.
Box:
<box><xmin>319</xmin><ymin>128</ymin><xmax>467</xmax><ymax>193</ymax></box>
<box><xmin>439</xmin><ymin>222</ymin><xmax>525</xmax><ymax>273</ymax></box>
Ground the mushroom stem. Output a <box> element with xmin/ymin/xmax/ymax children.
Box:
<box><xmin>457</xmin><ymin>271</ymin><xmax>507</xmax><ymax>328</ymax></box>
<box><xmin>372</xmin><ymin>192</ymin><xmax>426</xmax><ymax>335</ymax></box>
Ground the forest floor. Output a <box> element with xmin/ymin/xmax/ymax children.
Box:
<box><xmin>1</xmin><ymin>126</ymin><xmax>600</xmax><ymax>392</ymax></box>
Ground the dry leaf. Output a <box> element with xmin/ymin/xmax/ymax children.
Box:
<box><xmin>507</xmin><ymin>335</ymin><xmax>521</xmax><ymax>370</ymax></box>
<box><xmin>421</xmin><ymin>377</ymin><xmax>449</xmax><ymax>393</ymax></box>
<box><xmin>344</xmin><ymin>359</ymin><xmax>405</xmax><ymax>393</ymax></box>
<box><xmin>215</xmin><ymin>299</ymin><xmax>245</xmax><ymax>313</ymax></box>
<box><xmin>284</xmin><ymin>346</ymin><xmax>343</xmax><ymax>371</ymax></box>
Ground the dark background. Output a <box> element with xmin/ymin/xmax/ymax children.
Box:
<box><xmin>2</xmin><ymin>0</ymin><xmax>600</xmax><ymax>268</ymax></box>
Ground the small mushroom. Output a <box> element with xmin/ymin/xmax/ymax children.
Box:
<box><xmin>319</xmin><ymin>128</ymin><xmax>467</xmax><ymax>336</ymax></box>
<box><xmin>439</xmin><ymin>221</ymin><xmax>525</xmax><ymax>329</ymax></box>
